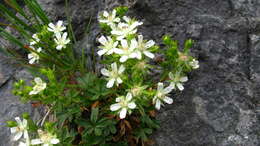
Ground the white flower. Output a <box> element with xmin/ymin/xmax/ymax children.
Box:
<box><xmin>31</xmin><ymin>130</ymin><xmax>59</xmax><ymax>146</ymax></box>
<box><xmin>29</xmin><ymin>77</ymin><xmax>46</xmax><ymax>95</ymax></box>
<box><xmin>28</xmin><ymin>47</ymin><xmax>42</xmax><ymax>64</ymax></box>
<box><xmin>30</xmin><ymin>34</ymin><xmax>40</xmax><ymax>45</ymax></box>
<box><xmin>168</xmin><ymin>72</ymin><xmax>188</xmax><ymax>91</ymax></box>
<box><xmin>47</xmin><ymin>20</ymin><xmax>66</xmax><ymax>34</ymax></box>
<box><xmin>97</xmin><ymin>36</ymin><xmax>120</xmax><ymax>56</ymax></box>
<box><xmin>118</xmin><ymin>39</ymin><xmax>138</xmax><ymax>62</ymax></box>
<box><xmin>110</xmin><ymin>92</ymin><xmax>136</xmax><ymax>119</ymax></box>
<box><xmin>135</xmin><ymin>35</ymin><xmax>155</xmax><ymax>59</ymax></box>
<box><xmin>111</xmin><ymin>16</ymin><xmax>143</xmax><ymax>40</ymax></box>
<box><xmin>101</xmin><ymin>62</ymin><xmax>125</xmax><ymax>88</ymax></box>
<box><xmin>152</xmin><ymin>82</ymin><xmax>174</xmax><ymax>110</ymax></box>
<box><xmin>10</xmin><ymin>117</ymin><xmax>28</xmax><ymax>141</ymax></box>
<box><xmin>54</xmin><ymin>32</ymin><xmax>70</xmax><ymax>50</ymax></box>
<box><xmin>98</xmin><ymin>10</ymin><xmax>120</xmax><ymax>26</ymax></box>
<box><xmin>189</xmin><ymin>59</ymin><xmax>199</xmax><ymax>69</ymax></box>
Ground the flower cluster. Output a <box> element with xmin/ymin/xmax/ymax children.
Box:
<box><xmin>98</xmin><ymin>9</ymin><xmax>199</xmax><ymax>119</ymax></box>
<box><xmin>10</xmin><ymin>117</ymin><xmax>59</xmax><ymax>146</ymax></box>
<box><xmin>27</xmin><ymin>21</ymin><xmax>70</xmax><ymax>64</ymax></box>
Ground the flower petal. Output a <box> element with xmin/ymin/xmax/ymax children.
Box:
<box><xmin>157</xmin><ymin>82</ymin><xmax>164</xmax><ymax>91</ymax></box>
<box><xmin>168</xmin><ymin>72</ymin><xmax>174</xmax><ymax>80</ymax></box>
<box><xmin>119</xmin><ymin>108</ymin><xmax>127</xmax><ymax>119</ymax></box>
<box><xmin>118</xmin><ymin>65</ymin><xmax>125</xmax><ymax>74</ymax></box>
<box><xmin>15</xmin><ymin>117</ymin><xmax>22</xmax><ymax>126</ymax></box>
<box><xmin>120</xmin><ymin>56</ymin><xmax>128</xmax><ymax>62</ymax></box>
<box><xmin>97</xmin><ymin>49</ymin><xmax>107</xmax><ymax>56</ymax></box>
<box><xmin>163</xmin><ymin>96</ymin><xmax>173</xmax><ymax>104</ymax></box>
<box><xmin>180</xmin><ymin>76</ymin><xmax>188</xmax><ymax>82</ymax></box>
<box><xmin>13</xmin><ymin>131</ymin><xmax>23</xmax><ymax>141</ymax></box>
<box><xmin>31</xmin><ymin>139</ymin><xmax>43</xmax><ymax>145</ymax></box>
<box><xmin>128</xmin><ymin>102</ymin><xmax>136</xmax><ymax>109</ymax></box>
<box><xmin>121</xmin><ymin>39</ymin><xmax>128</xmax><ymax>49</ymax></box>
<box><xmin>176</xmin><ymin>83</ymin><xmax>184</xmax><ymax>91</ymax></box>
<box><xmin>145</xmin><ymin>40</ymin><xmax>155</xmax><ymax>48</ymax></box>
<box><xmin>143</xmin><ymin>51</ymin><xmax>154</xmax><ymax>59</ymax></box>
<box><xmin>98</xmin><ymin>36</ymin><xmax>107</xmax><ymax>45</ymax></box>
<box><xmin>117</xmin><ymin>77</ymin><xmax>123</xmax><ymax>84</ymax></box>
<box><xmin>106</xmin><ymin>78</ymin><xmax>115</xmax><ymax>88</ymax></box>
<box><xmin>10</xmin><ymin>127</ymin><xmax>17</xmax><ymax>133</ymax></box>
<box><xmin>164</xmin><ymin>85</ymin><xmax>173</xmax><ymax>94</ymax></box>
<box><xmin>126</xmin><ymin>92</ymin><xmax>132</xmax><ymax>101</ymax></box>
<box><xmin>50</xmin><ymin>138</ymin><xmax>60</xmax><ymax>144</ymax></box>
<box><xmin>110</xmin><ymin>103</ymin><xmax>121</xmax><ymax>111</ymax></box>
<box><xmin>101</xmin><ymin>68</ymin><xmax>110</xmax><ymax>76</ymax></box>
<box><xmin>111</xmin><ymin>62</ymin><xmax>117</xmax><ymax>72</ymax></box>
<box><xmin>155</xmin><ymin>99</ymin><xmax>161</xmax><ymax>110</ymax></box>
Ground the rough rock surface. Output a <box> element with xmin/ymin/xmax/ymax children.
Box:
<box><xmin>0</xmin><ymin>0</ymin><xmax>260</xmax><ymax>146</ymax></box>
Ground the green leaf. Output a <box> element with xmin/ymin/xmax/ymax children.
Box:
<box><xmin>91</xmin><ymin>108</ymin><xmax>99</xmax><ymax>123</ymax></box>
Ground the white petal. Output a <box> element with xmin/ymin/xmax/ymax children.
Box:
<box><xmin>120</xmin><ymin>56</ymin><xmax>128</xmax><ymax>62</ymax></box>
<box><xmin>129</xmin><ymin>52</ymin><xmax>138</xmax><ymax>58</ymax></box>
<box><xmin>157</xmin><ymin>82</ymin><xmax>164</xmax><ymax>91</ymax></box>
<box><xmin>101</xmin><ymin>68</ymin><xmax>110</xmax><ymax>76</ymax></box>
<box><xmin>23</xmin><ymin>130</ymin><xmax>29</xmax><ymax>139</ymax></box>
<box><xmin>130</xmin><ymin>39</ymin><xmax>138</xmax><ymax>50</ymax></box>
<box><xmin>116</xmin><ymin>97</ymin><xmax>121</xmax><ymax>102</ymax></box>
<box><xmin>155</xmin><ymin>99</ymin><xmax>161</xmax><ymax>110</ymax></box>
<box><xmin>118</xmin><ymin>65</ymin><xmax>125</xmax><ymax>74</ymax></box>
<box><xmin>103</xmin><ymin>11</ymin><xmax>109</xmax><ymax>17</ymax></box>
<box><xmin>138</xmin><ymin>35</ymin><xmax>143</xmax><ymax>43</ymax></box>
<box><xmin>143</xmin><ymin>51</ymin><xmax>154</xmax><ymax>59</ymax></box>
<box><xmin>145</xmin><ymin>40</ymin><xmax>155</xmax><ymax>48</ymax></box>
<box><xmin>18</xmin><ymin>142</ymin><xmax>26</xmax><ymax>146</ymax></box>
<box><xmin>15</xmin><ymin>117</ymin><xmax>22</xmax><ymax>125</ymax></box>
<box><xmin>121</xmin><ymin>39</ymin><xmax>128</xmax><ymax>48</ymax></box>
<box><xmin>168</xmin><ymin>72</ymin><xmax>174</xmax><ymax>80</ymax></box>
<box><xmin>111</xmin><ymin>62</ymin><xmax>117</xmax><ymax>72</ymax></box>
<box><xmin>114</xmin><ymin>17</ymin><xmax>120</xmax><ymax>22</ymax></box>
<box><xmin>10</xmin><ymin>127</ymin><xmax>17</xmax><ymax>133</ymax></box>
<box><xmin>110</xmin><ymin>103</ymin><xmax>121</xmax><ymax>111</ymax></box>
<box><xmin>48</xmin><ymin>23</ymin><xmax>55</xmax><ymax>29</ymax></box>
<box><xmin>97</xmin><ymin>49</ymin><xmax>107</xmax><ymax>56</ymax></box>
<box><xmin>177</xmin><ymin>83</ymin><xmax>184</xmax><ymax>91</ymax></box>
<box><xmin>31</xmin><ymin>139</ymin><xmax>43</xmax><ymax>145</ymax></box>
<box><xmin>62</xmin><ymin>32</ymin><xmax>68</xmax><ymax>40</ymax></box>
<box><xmin>22</xmin><ymin>119</ymin><xmax>27</xmax><ymax>127</ymax></box>
<box><xmin>34</xmin><ymin>77</ymin><xmax>42</xmax><ymax>84</ymax></box>
<box><xmin>119</xmin><ymin>108</ymin><xmax>127</xmax><ymax>119</ymax></box>
<box><xmin>114</xmin><ymin>48</ymin><xmax>124</xmax><ymax>54</ymax></box>
<box><xmin>128</xmin><ymin>102</ymin><xmax>136</xmax><ymax>109</ymax></box>
<box><xmin>180</xmin><ymin>76</ymin><xmax>188</xmax><ymax>82</ymax></box>
<box><xmin>126</xmin><ymin>93</ymin><xmax>132</xmax><ymax>101</ymax></box>
<box><xmin>50</xmin><ymin>138</ymin><xmax>60</xmax><ymax>144</ymax></box>
<box><xmin>29</xmin><ymin>90</ymin><xmax>36</xmax><ymax>95</ymax></box>
<box><xmin>13</xmin><ymin>131</ymin><xmax>23</xmax><ymax>141</ymax></box>
<box><xmin>57</xmin><ymin>20</ymin><xmax>63</xmax><ymax>27</ymax></box>
<box><xmin>55</xmin><ymin>33</ymin><xmax>61</xmax><ymax>39</ymax></box>
<box><xmin>98</xmin><ymin>36</ymin><xmax>107</xmax><ymax>45</ymax></box>
<box><xmin>106</xmin><ymin>78</ymin><xmax>115</xmax><ymax>88</ymax></box>
<box><xmin>163</xmin><ymin>96</ymin><xmax>173</xmax><ymax>104</ymax></box>
<box><xmin>56</xmin><ymin>45</ymin><xmax>63</xmax><ymax>50</ymax></box>
<box><xmin>164</xmin><ymin>86</ymin><xmax>173</xmax><ymax>94</ymax></box>
<box><xmin>117</xmin><ymin>77</ymin><xmax>123</xmax><ymax>84</ymax></box>
<box><xmin>123</xmin><ymin>16</ymin><xmax>130</xmax><ymax>23</ymax></box>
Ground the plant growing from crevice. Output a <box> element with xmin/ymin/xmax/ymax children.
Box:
<box><xmin>1</xmin><ymin>1</ymin><xmax>199</xmax><ymax>146</ymax></box>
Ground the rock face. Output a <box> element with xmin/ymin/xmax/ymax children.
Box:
<box><xmin>0</xmin><ymin>0</ymin><xmax>260</xmax><ymax>146</ymax></box>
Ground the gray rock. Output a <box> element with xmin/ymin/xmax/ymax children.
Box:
<box><xmin>0</xmin><ymin>0</ymin><xmax>260</xmax><ymax>146</ymax></box>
